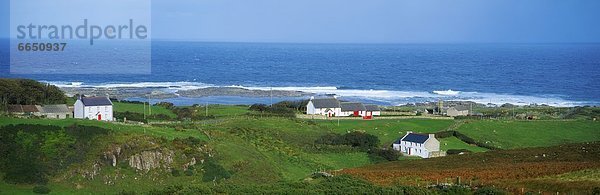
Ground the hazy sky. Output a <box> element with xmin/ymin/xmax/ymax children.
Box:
<box><xmin>1</xmin><ymin>0</ymin><xmax>600</xmax><ymax>43</ymax></box>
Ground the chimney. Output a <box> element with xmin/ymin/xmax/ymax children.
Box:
<box><xmin>310</xmin><ymin>96</ymin><xmax>314</xmax><ymax>100</ymax></box>
<box><xmin>407</xmin><ymin>131</ymin><xmax>413</xmax><ymax>135</ymax></box>
<box><xmin>429</xmin><ymin>134</ymin><xmax>435</xmax><ymax>139</ymax></box>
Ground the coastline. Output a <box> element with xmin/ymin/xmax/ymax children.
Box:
<box><xmin>54</xmin><ymin>81</ymin><xmax>594</xmax><ymax>107</ymax></box>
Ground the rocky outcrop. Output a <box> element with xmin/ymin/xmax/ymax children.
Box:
<box><xmin>128</xmin><ymin>149</ymin><xmax>174</xmax><ymax>171</ymax></box>
<box><xmin>103</xmin><ymin>146</ymin><xmax>122</xmax><ymax>167</ymax></box>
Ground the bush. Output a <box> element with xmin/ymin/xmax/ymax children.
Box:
<box><xmin>32</xmin><ymin>185</ymin><xmax>51</xmax><ymax>194</ymax></box>
<box><xmin>184</xmin><ymin>169</ymin><xmax>194</xmax><ymax>176</ymax></box>
<box><xmin>154</xmin><ymin>102</ymin><xmax>175</xmax><ymax>109</ymax></box>
<box><xmin>474</xmin><ymin>187</ymin><xmax>507</xmax><ymax>195</ymax></box>
<box><xmin>446</xmin><ymin>149</ymin><xmax>471</xmax><ymax>155</ymax></box>
<box><xmin>593</xmin><ymin>187</ymin><xmax>600</xmax><ymax>195</ymax></box>
<box><xmin>171</xmin><ymin>168</ymin><xmax>181</xmax><ymax>177</ymax></box>
<box><xmin>248</xmin><ymin>103</ymin><xmax>296</xmax><ymax>118</ymax></box>
<box><xmin>315</xmin><ymin>132</ymin><xmax>380</xmax><ymax>150</ymax></box>
<box><xmin>117</xmin><ymin>190</ymin><xmax>136</xmax><ymax>195</ymax></box>
<box><xmin>202</xmin><ymin>159</ymin><xmax>231</xmax><ymax>182</ymax></box>
<box><xmin>368</xmin><ymin>148</ymin><xmax>401</xmax><ymax>161</ymax></box>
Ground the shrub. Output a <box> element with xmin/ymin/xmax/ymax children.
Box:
<box><xmin>474</xmin><ymin>187</ymin><xmax>507</xmax><ymax>195</ymax></box>
<box><xmin>184</xmin><ymin>169</ymin><xmax>194</xmax><ymax>176</ymax></box>
<box><xmin>446</xmin><ymin>149</ymin><xmax>471</xmax><ymax>155</ymax></box>
<box><xmin>32</xmin><ymin>185</ymin><xmax>51</xmax><ymax>194</ymax></box>
<box><xmin>593</xmin><ymin>187</ymin><xmax>600</xmax><ymax>195</ymax></box>
<box><xmin>117</xmin><ymin>190</ymin><xmax>137</xmax><ymax>195</ymax></box>
<box><xmin>314</xmin><ymin>132</ymin><xmax>380</xmax><ymax>150</ymax></box>
<box><xmin>154</xmin><ymin>102</ymin><xmax>175</xmax><ymax>109</ymax></box>
<box><xmin>368</xmin><ymin>148</ymin><xmax>401</xmax><ymax>161</ymax></box>
<box><xmin>171</xmin><ymin>168</ymin><xmax>181</xmax><ymax>177</ymax></box>
<box><xmin>202</xmin><ymin>159</ymin><xmax>231</xmax><ymax>182</ymax></box>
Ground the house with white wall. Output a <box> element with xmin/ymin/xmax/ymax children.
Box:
<box><xmin>340</xmin><ymin>102</ymin><xmax>366</xmax><ymax>117</ymax></box>
<box><xmin>74</xmin><ymin>96</ymin><xmax>114</xmax><ymax>121</ymax></box>
<box><xmin>365</xmin><ymin>104</ymin><xmax>381</xmax><ymax>116</ymax></box>
<box><xmin>306</xmin><ymin>97</ymin><xmax>341</xmax><ymax>117</ymax></box>
<box><xmin>392</xmin><ymin>131</ymin><xmax>441</xmax><ymax>158</ymax></box>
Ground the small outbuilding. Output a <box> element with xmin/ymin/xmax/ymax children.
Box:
<box><xmin>41</xmin><ymin>104</ymin><xmax>71</xmax><ymax>119</ymax></box>
<box><xmin>7</xmin><ymin>105</ymin><xmax>43</xmax><ymax>116</ymax></box>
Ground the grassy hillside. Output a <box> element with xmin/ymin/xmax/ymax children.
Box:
<box><xmin>456</xmin><ymin>120</ymin><xmax>600</xmax><ymax>149</ymax></box>
<box><xmin>2</xmin><ymin>104</ymin><xmax>600</xmax><ymax>194</ymax></box>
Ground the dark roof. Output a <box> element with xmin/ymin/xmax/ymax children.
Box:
<box><xmin>80</xmin><ymin>97</ymin><xmax>113</xmax><ymax>106</ymax></box>
<box><xmin>41</xmin><ymin>104</ymin><xmax>70</xmax><ymax>113</ymax></box>
<box><xmin>364</xmin><ymin>104</ymin><xmax>380</xmax><ymax>111</ymax></box>
<box><xmin>311</xmin><ymin>98</ymin><xmax>340</xmax><ymax>108</ymax></box>
<box><xmin>7</xmin><ymin>105</ymin><xmax>41</xmax><ymax>113</ymax></box>
<box><xmin>340</xmin><ymin>102</ymin><xmax>365</xmax><ymax>111</ymax></box>
<box><xmin>452</xmin><ymin>105</ymin><xmax>469</xmax><ymax>111</ymax></box>
<box><xmin>400</xmin><ymin>133</ymin><xmax>430</xmax><ymax>144</ymax></box>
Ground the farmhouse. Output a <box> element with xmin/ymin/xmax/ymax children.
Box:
<box><xmin>305</xmin><ymin>96</ymin><xmax>381</xmax><ymax>118</ymax></box>
<box><xmin>392</xmin><ymin>131</ymin><xmax>442</xmax><ymax>158</ymax></box>
<box><xmin>74</xmin><ymin>96</ymin><xmax>114</xmax><ymax>121</ymax></box>
<box><xmin>41</xmin><ymin>104</ymin><xmax>71</xmax><ymax>119</ymax></box>
<box><xmin>7</xmin><ymin>105</ymin><xmax>43</xmax><ymax>116</ymax></box>
<box><xmin>340</xmin><ymin>102</ymin><xmax>366</xmax><ymax>117</ymax></box>
<box><xmin>365</xmin><ymin>104</ymin><xmax>381</xmax><ymax>116</ymax></box>
<box><xmin>306</xmin><ymin>97</ymin><xmax>341</xmax><ymax>117</ymax></box>
<box><xmin>446</xmin><ymin>106</ymin><xmax>469</xmax><ymax>117</ymax></box>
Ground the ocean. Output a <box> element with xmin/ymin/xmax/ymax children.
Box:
<box><xmin>1</xmin><ymin>40</ymin><xmax>599</xmax><ymax>106</ymax></box>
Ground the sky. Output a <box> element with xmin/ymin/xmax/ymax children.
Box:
<box><xmin>1</xmin><ymin>0</ymin><xmax>600</xmax><ymax>43</ymax></box>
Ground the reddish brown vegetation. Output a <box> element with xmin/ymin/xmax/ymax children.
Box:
<box><xmin>339</xmin><ymin>142</ymin><xmax>600</xmax><ymax>190</ymax></box>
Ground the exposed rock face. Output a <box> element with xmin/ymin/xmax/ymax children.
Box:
<box><xmin>103</xmin><ymin>146</ymin><xmax>122</xmax><ymax>167</ymax></box>
<box><xmin>183</xmin><ymin>157</ymin><xmax>197</xmax><ymax>169</ymax></box>
<box><xmin>81</xmin><ymin>162</ymin><xmax>102</xmax><ymax>180</ymax></box>
<box><xmin>128</xmin><ymin>150</ymin><xmax>174</xmax><ymax>171</ymax></box>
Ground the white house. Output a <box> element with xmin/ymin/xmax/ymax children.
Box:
<box><xmin>446</xmin><ymin>106</ymin><xmax>470</xmax><ymax>117</ymax></box>
<box><xmin>74</xmin><ymin>96</ymin><xmax>114</xmax><ymax>121</ymax></box>
<box><xmin>392</xmin><ymin>131</ymin><xmax>441</xmax><ymax>158</ymax></box>
<box><xmin>306</xmin><ymin>97</ymin><xmax>341</xmax><ymax>117</ymax></box>
<box><xmin>364</xmin><ymin>104</ymin><xmax>381</xmax><ymax>116</ymax></box>
<box><xmin>339</xmin><ymin>102</ymin><xmax>366</xmax><ymax>117</ymax></box>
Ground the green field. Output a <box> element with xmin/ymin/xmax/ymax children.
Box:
<box><xmin>439</xmin><ymin>136</ymin><xmax>489</xmax><ymax>152</ymax></box>
<box><xmin>0</xmin><ymin>117</ymin><xmax>208</xmax><ymax>141</ymax></box>
<box><xmin>456</xmin><ymin>120</ymin><xmax>600</xmax><ymax>149</ymax></box>
<box><xmin>313</xmin><ymin>119</ymin><xmax>455</xmax><ymax>144</ymax></box>
<box><xmin>112</xmin><ymin>102</ymin><xmax>177</xmax><ymax>118</ymax></box>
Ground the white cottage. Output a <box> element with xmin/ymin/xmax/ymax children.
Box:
<box><xmin>306</xmin><ymin>97</ymin><xmax>341</xmax><ymax>117</ymax></box>
<box><xmin>392</xmin><ymin>131</ymin><xmax>441</xmax><ymax>158</ymax></box>
<box><xmin>339</xmin><ymin>102</ymin><xmax>366</xmax><ymax>117</ymax></box>
<box><xmin>74</xmin><ymin>96</ymin><xmax>114</xmax><ymax>121</ymax></box>
<box><xmin>364</xmin><ymin>104</ymin><xmax>381</xmax><ymax>116</ymax></box>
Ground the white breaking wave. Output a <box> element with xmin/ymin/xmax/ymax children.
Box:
<box><xmin>433</xmin><ymin>89</ymin><xmax>460</xmax><ymax>96</ymax></box>
<box><xmin>47</xmin><ymin>81</ymin><xmax>215</xmax><ymax>91</ymax></box>
<box><xmin>44</xmin><ymin>81</ymin><xmax>591</xmax><ymax>107</ymax></box>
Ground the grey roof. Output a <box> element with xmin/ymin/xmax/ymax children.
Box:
<box><xmin>400</xmin><ymin>133</ymin><xmax>430</xmax><ymax>144</ymax></box>
<box><xmin>81</xmin><ymin>97</ymin><xmax>113</xmax><ymax>106</ymax></box>
<box><xmin>7</xmin><ymin>105</ymin><xmax>42</xmax><ymax>113</ymax></box>
<box><xmin>452</xmin><ymin>105</ymin><xmax>469</xmax><ymax>111</ymax></box>
<box><xmin>364</xmin><ymin>104</ymin><xmax>380</xmax><ymax>111</ymax></box>
<box><xmin>340</xmin><ymin>102</ymin><xmax>365</xmax><ymax>111</ymax></box>
<box><xmin>310</xmin><ymin>98</ymin><xmax>340</xmax><ymax>108</ymax></box>
<box><xmin>41</xmin><ymin>104</ymin><xmax>70</xmax><ymax>113</ymax></box>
